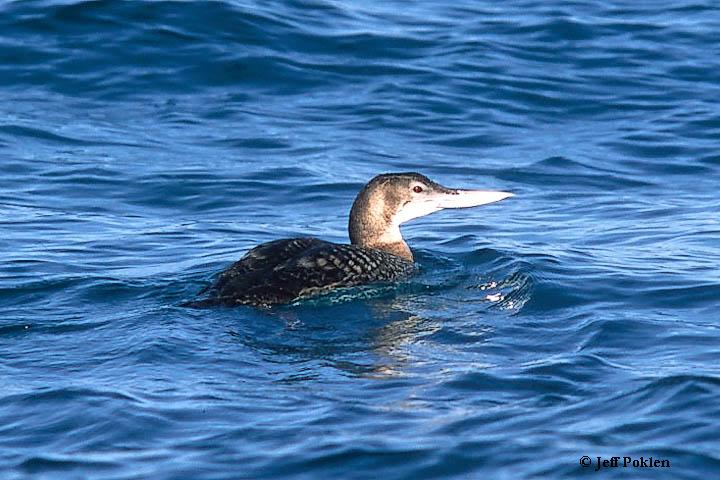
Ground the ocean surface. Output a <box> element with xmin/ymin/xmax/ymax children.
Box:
<box><xmin>1</xmin><ymin>1</ymin><xmax>719</xmax><ymax>478</ymax></box>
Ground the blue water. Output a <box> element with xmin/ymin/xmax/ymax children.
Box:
<box><xmin>1</xmin><ymin>0</ymin><xmax>719</xmax><ymax>478</ymax></box>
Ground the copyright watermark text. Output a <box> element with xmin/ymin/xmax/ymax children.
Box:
<box><xmin>580</xmin><ymin>456</ymin><xmax>670</xmax><ymax>472</ymax></box>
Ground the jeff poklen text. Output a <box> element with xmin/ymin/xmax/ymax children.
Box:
<box><xmin>580</xmin><ymin>455</ymin><xmax>671</xmax><ymax>471</ymax></box>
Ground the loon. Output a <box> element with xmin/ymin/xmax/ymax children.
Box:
<box><xmin>193</xmin><ymin>172</ymin><xmax>513</xmax><ymax>307</ymax></box>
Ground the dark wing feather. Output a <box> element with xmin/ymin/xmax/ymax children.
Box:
<box><xmin>202</xmin><ymin>237</ymin><xmax>415</xmax><ymax>306</ymax></box>
<box><xmin>214</xmin><ymin>237</ymin><xmax>327</xmax><ymax>281</ymax></box>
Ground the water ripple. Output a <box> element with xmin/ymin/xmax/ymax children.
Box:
<box><xmin>1</xmin><ymin>0</ymin><xmax>719</xmax><ymax>478</ymax></box>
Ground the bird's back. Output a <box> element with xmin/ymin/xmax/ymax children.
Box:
<box><xmin>199</xmin><ymin>237</ymin><xmax>415</xmax><ymax>306</ymax></box>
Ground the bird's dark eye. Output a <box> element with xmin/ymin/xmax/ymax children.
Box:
<box><xmin>413</xmin><ymin>185</ymin><xmax>423</xmax><ymax>193</ymax></box>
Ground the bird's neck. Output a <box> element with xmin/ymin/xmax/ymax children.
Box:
<box><xmin>348</xmin><ymin>208</ymin><xmax>413</xmax><ymax>261</ymax></box>
<box><xmin>348</xmin><ymin>181</ymin><xmax>414</xmax><ymax>261</ymax></box>
<box><xmin>368</xmin><ymin>239</ymin><xmax>413</xmax><ymax>261</ymax></box>
<box><xmin>354</xmin><ymin>221</ymin><xmax>413</xmax><ymax>260</ymax></box>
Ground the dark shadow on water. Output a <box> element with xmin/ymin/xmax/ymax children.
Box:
<box><xmin>222</xmin><ymin>297</ymin><xmax>436</xmax><ymax>379</ymax></box>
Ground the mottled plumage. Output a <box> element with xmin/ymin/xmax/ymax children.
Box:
<box><xmin>202</xmin><ymin>237</ymin><xmax>415</xmax><ymax>306</ymax></box>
